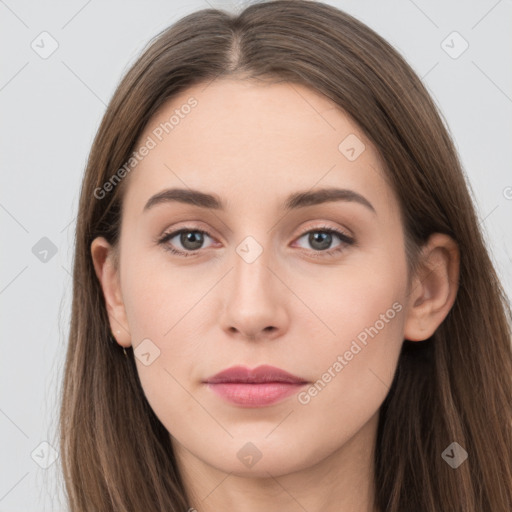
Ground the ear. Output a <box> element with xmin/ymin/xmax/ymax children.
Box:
<box><xmin>90</xmin><ymin>236</ymin><xmax>131</xmax><ymax>348</ymax></box>
<box><xmin>403</xmin><ymin>233</ymin><xmax>460</xmax><ymax>341</ymax></box>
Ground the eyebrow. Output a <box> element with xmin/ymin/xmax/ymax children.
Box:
<box><xmin>143</xmin><ymin>187</ymin><xmax>376</xmax><ymax>214</ymax></box>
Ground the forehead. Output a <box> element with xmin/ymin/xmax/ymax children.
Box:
<box><xmin>123</xmin><ymin>78</ymin><xmax>395</xmax><ymax>218</ymax></box>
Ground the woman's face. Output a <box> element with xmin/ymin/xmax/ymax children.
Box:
<box><xmin>104</xmin><ymin>78</ymin><xmax>411</xmax><ymax>477</ymax></box>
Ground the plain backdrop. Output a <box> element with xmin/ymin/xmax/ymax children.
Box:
<box><xmin>1</xmin><ymin>0</ymin><xmax>511</xmax><ymax>510</ymax></box>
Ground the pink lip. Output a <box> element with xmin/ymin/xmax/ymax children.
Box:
<box><xmin>203</xmin><ymin>365</ymin><xmax>309</xmax><ymax>407</ymax></box>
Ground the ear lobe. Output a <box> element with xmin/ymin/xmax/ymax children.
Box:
<box><xmin>90</xmin><ymin>236</ymin><xmax>131</xmax><ymax>348</ymax></box>
<box><xmin>403</xmin><ymin>233</ymin><xmax>460</xmax><ymax>342</ymax></box>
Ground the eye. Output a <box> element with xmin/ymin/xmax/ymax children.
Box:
<box><xmin>158</xmin><ymin>228</ymin><xmax>215</xmax><ymax>257</ymax></box>
<box><xmin>157</xmin><ymin>225</ymin><xmax>354</xmax><ymax>258</ymax></box>
<box><xmin>292</xmin><ymin>225</ymin><xmax>354</xmax><ymax>256</ymax></box>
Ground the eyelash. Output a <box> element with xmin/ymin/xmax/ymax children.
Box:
<box><xmin>157</xmin><ymin>224</ymin><xmax>355</xmax><ymax>258</ymax></box>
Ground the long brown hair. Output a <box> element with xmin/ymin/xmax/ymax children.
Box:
<box><xmin>59</xmin><ymin>1</ymin><xmax>512</xmax><ymax>510</ymax></box>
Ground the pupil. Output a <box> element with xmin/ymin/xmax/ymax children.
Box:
<box><xmin>181</xmin><ymin>231</ymin><xmax>203</xmax><ymax>250</ymax></box>
<box><xmin>310</xmin><ymin>232</ymin><xmax>331</xmax><ymax>250</ymax></box>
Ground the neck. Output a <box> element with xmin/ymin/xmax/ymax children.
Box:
<box><xmin>173</xmin><ymin>412</ymin><xmax>379</xmax><ymax>512</ymax></box>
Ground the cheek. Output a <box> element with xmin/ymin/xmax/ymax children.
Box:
<box><xmin>334</xmin><ymin>269</ymin><xmax>405</xmax><ymax>354</ymax></box>
<box><xmin>290</xmin><ymin>281</ymin><xmax>405</xmax><ymax>454</ymax></box>
<box><xmin>292</xmin><ymin>240</ymin><xmax>407</xmax><ymax>348</ymax></box>
<box><xmin>120</xmin><ymin>248</ymin><xmax>220</xmax><ymax>393</ymax></box>
<box><xmin>120</xmin><ymin>244</ymin><xmax>201</xmax><ymax>338</ymax></box>
<box><xmin>310</xmin><ymin>294</ymin><xmax>405</xmax><ymax>399</ymax></box>
<box><xmin>120</xmin><ymin>254</ymin><xmax>208</xmax><ymax>428</ymax></box>
<box><xmin>290</xmin><ymin>241</ymin><xmax>407</xmax><ymax>399</ymax></box>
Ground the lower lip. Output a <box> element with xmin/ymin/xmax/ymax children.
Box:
<box><xmin>206</xmin><ymin>382</ymin><xmax>307</xmax><ymax>407</ymax></box>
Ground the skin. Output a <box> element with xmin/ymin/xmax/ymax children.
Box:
<box><xmin>92</xmin><ymin>78</ymin><xmax>459</xmax><ymax>511</ymax></box>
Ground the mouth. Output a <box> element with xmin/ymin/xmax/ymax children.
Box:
<box><xmin>203</xmin><ymin>365</ymin><xmax>309</xmax><ymax>407</ymax></box>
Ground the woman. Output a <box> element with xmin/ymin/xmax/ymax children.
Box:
<box><xmin>59</xmin><ymin>1</ymin><xmax>512</xmax><ymax>510</ymax></box>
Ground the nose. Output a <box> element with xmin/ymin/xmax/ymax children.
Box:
<box><xmin>219</xmin><ymin>244</ymin><xmax>289</xmax><ymax>342</ymax></box>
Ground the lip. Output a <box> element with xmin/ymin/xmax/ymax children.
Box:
<box><xmin>203</xmin><ymin>365</ymin><xmax>309</xmax><ymax>407</ymax></box>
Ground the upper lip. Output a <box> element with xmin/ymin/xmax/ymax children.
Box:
<box><xmin>204</xmin><ymin>365</ymin><xmax>308</xmax><ymax>384</ymax></box>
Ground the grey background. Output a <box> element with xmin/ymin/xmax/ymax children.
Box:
<box><xmin>1</xmin><ymin>0</ymin><xmax>511</xmax><ymax>510</ymax></box>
